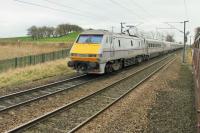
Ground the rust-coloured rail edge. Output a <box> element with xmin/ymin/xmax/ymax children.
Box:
<box><xmin>0</xmin><ymin>74</ymin><xmax>86</xmax><ymax>99</ymax></box>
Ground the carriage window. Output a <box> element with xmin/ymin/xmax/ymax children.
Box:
<box><xmin>148</xmin><ymin>44</ymin><xmax>151</xmax><ymax>47</ymax></box>
<box><xmin>131</xmin><ymin>40</ymin><xmax>133</xmax><ymax>46</ymax></box>
<box><xmin>118</xmin><ymin>40</ymin><xmax>121</xmax><ymax>47</ymax></box>
<box><xmin>110</xmin><ymin>37</ymin><xmax>113</xmax><ymax>44</ymax></box>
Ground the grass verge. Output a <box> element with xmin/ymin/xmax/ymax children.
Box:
<box><xmin>0</xmin><ymin>59</ymin><xmax>75</xmax><ymax>89</ymax></box>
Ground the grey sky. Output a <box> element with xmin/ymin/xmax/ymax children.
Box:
<box><xmin>0</xmin><ymin>0</ymin><xmax>199</xmax><ymax>41</ymax></box>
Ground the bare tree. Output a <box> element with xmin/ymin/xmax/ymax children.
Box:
<box><xmin>27</xmin><ymin>23</ymin><xmax>83</xmax><ymax>40</ymax></box>
<box><xmin>149</xmin><ymin>31</ymin><xmax>156</xmax><ymax>39</ymax></box>
<box><xmin>47</xmin><ymin>27</ymin><xmax>55</xmax><ymax>37</ymax></box>
<box><xmin>27</xmin><ymin>26</ymin><xmax>38</xmax><ymax>40</ymax></box>
<box><xmin>166</xmin><ymin>34</ymin><xmax>175</xmax><ymax>42</ymax></box>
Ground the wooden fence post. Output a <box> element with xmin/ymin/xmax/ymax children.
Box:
<box><xmin>29</xmin><ymin>56</ymin><xmax>32</xmax><ymax>65</ymax></box>
<box><xmin>15</xmin><ymin>57</ymin><xmax>18</xmax><ymax>68</ymax></box>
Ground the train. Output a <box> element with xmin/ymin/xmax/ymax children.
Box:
<box><xmin>67</xmin><ymin>30</ymin><xmax>183</xmax><ymax>74</ymax></box>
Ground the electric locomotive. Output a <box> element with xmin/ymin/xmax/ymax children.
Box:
<box><xmin>67</xmin><ymin>30</ymin><xmax>182</xmax><ymax>74</ymax></box>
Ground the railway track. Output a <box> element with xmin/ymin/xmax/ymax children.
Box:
<box><xmin>0</xmin><ymin>74</ymin><xmax>101</xmax><ymax>113</ymax></box>
<box><xmin>7</xmin><ymin>54</ymin><xmax>177</xmax><ymax>133</ymax></box>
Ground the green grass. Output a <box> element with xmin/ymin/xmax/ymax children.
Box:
<box><xmin>0</xmin><ymin>59</ymin><xmax>75</xmax><ymax>89</ymax></box>
<box><xmin>0</xmin><ymin>32</ymin><xmax>79</xmax><ymax>43</ymax></box>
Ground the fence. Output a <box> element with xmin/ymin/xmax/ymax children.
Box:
<box><xmin>193</xmin><ymin>48</ymin><xmax>200</xmax><ymax>92</ymax></box>
<box><xmin>0</xmin><ymin>49</ymin><xmax>70</xmax><ymax>72</ymax></box>
<box><xmin>193</xmin><ymin>47</ymin><xmax>200</xmax><ymax>130</ymax></box>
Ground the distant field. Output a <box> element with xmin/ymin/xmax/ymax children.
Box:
<box><xmin>0</xmin><ymin>43</ymin><xmax>70</xmax><ymax>60</ymax></box>
<box><xmin>0</xmin><ymin>32</ymin><xmax>79</xmax><ymax>43</ymax></box>
<box><xmin>0</xmin><ymin>32</ymin><xmax>79</xmax><ymax>60</ymax></box>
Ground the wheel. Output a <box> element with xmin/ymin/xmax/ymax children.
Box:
<box><xmin>136</xmin><ymin>56</ymin><xmax>143</xmax><ymax>64</ymax></box>
<box><xmin>112</xmin><ymin>60</ymin><xmax>123</xmax><ymax>71</ymax></box>
<box><xmin>105</xmin><ymin>63</ymin><xmax>113</xmax><ymax>73</ymax></box>
<box><xmin>145</xmin><ymin>55</ymin><xmax>150</xmax><ymax>61</ymax></box>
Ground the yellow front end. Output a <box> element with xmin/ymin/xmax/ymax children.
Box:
<box><xmin>67</xmin><ymin>32</ymin><xmax>105</xmax><ymax>74</ymax></box>
<box><xmin>70</xmin><ymin>43</ymin><xmax>101</xmax><ymax>62</ymax></box>
<box><xmin>67</xmin><ymin>43</ymin><xmax>103</xmax><ymax>73</ymax></box>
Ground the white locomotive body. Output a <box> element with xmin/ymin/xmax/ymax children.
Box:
<box><xmin>68</xmin><ymin>30</ymin><xmax>182</xmax><ymax>74</ymax></box>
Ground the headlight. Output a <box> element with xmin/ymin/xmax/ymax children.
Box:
<box><xmin>88</xmin><ymin>54</ymin><xmax>97</xmax><ymax>57</ymax></box>
<box><xmin>71</xmin><ymin>53</ymin><xmax>78</xmax><ymax>56</ymax></box>
<box><xmin>71</xmin><ymin>53</ymin><xmax>101</xmax><ymax>58</ymax></box>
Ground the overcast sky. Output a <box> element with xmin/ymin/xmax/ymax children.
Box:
<box><xmin>0</xmin><ymin>0</ymin><xmax>199</xmax><ymax>41</ymax></box>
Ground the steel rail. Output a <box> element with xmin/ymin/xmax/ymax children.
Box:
<box><xmin>0</xmin><ymin>74</ymin><xmax>86</xmax><ymax>99</ymax></box>
<box><xmin>68</xmin><ymin>56</ymin><xmax>177</xmax><ymax>133</ymax></box>
<box><xmin>0</xmin><ymin>54</ymin><xmax>173</xmax><ymax>113</ymax></box>
<box><xmin>7</xmin><ymin>54</ymin><xmax>174</xmax><ymax>133</ymax></box>
<box><xmin>0</xmin><ymin>74</ymin><xmax>100</xmax><ymax>113</ymax></box>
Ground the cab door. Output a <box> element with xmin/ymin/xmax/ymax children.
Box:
<box><xmin>110</xmin><ymin>36</ymin><xmax>115</xmax><ymax>58</ymax></box>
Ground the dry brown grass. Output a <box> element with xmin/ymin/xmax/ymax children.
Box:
<box><xmin>0</xmin><ymin>42</ymin><xmax>73</xmax><ymax>60</ymax></box>
<box><xmin>0</xmin><ymin>58</ymin><xmax>74</xmax><ymax>89</ymax></box>
<box><xmin>187</xmin><ymin>48</ymin><xmax>193</xmax><ymax>65</ymax></box>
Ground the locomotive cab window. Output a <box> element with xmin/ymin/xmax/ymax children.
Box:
<box><xmin>77</xmin><ymin>34</ymin><xmax>103</xmax><ymax>44</ymax></box>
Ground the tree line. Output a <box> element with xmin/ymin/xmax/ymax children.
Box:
<box><xmin>27</xmin><ymin>24</ymin><xmax>83</xmax><ymax>40</ymax></box>
<box><xmin>138</xmin><ymin>31</ymin><xmax>175</xmax><ymax>42</ymax></box>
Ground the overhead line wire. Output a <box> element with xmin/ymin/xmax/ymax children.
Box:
<box><xmin>108</xmin><ymin>0</ymin><xmax>146</xmax><ymax>21</ymax></box>
<box><xmin>14</xmin><ymin>0</ymin><xmax>113</xmax><ymax>23</ymax></box>
<box><xmin>127</xmin><ymin>0</ymin><xmax>155</xmax><ymax>19</ymax></box>
<box><xmin>183</xmin><ymin>0</ymin><xmax>193</xmax><ymax>38</ymax></box>
<box><xmin>43</xmin><ymin>0</ymin><xmax>114</xmax><ymax>22</ymax></box>
<box><xmin>183</xmin><ymin>0</ymin><xmax>189</xmax><ymax>20</ymax></box>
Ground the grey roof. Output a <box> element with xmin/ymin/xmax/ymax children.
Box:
<box><xmin>81</xmin><ymin>29</ymin><xmax>111</xmax><ymax>35</ymax></box>
<box><xmin>80</xmin><ymin>29</ymin><xmax>141</xmax><ymax>39</ymax></box>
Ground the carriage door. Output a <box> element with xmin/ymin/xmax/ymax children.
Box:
<box><xmin>110</xmin><ymin>36</ymin><xmax>115</xmax><ymax>58</ymax></box>
<box><xmin>144</xmin><ymin>39</ymin><xmax>149</xmax><ymax>55</ymax></box>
